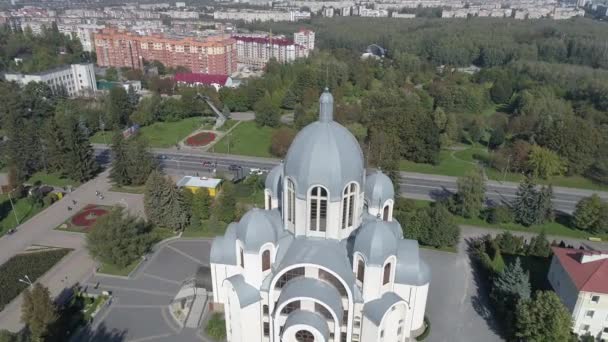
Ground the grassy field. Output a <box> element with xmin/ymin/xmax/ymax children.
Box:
<box><xmin>91</xmin><ymin>117</ymin><xmax>203</xmax><ymax>148</ymax></box>
<box><xmin>109</xmin><ymin>184</ymin><xmax>146</xmax><ymax>194</ymax></box>
<box><xmin>98</xmin><ymin>259</ymin><xmax>141</xmax><ymax>277</ymax></box>
<box><xmin>399</xmin><ymin>145</ymin><xmax>608</xmax><ymax>191</ymax></box>
<box><xmin>0</xmin><ymin>195</ymin><xmax>47</xmax><ymax>236</ymax></box>
<box><xmin>212</xmin><ymin>121</ymin><xmax>276</xmax><ymax>157</ymax></box>
<box><xmin>27</xmin><ymin>172</ymin><xmax>78</xmax><ymax>188</ymax></box>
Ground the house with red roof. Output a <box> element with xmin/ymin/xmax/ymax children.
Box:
<box><xmin>173</xmin><ymin>73</ymin><xmax>234</xmax><ymax>91</ymax></box>
<box><xmin>548</xmin><ymin>247</ymin><xmax>608</xmax><ymax>339</ymax></box>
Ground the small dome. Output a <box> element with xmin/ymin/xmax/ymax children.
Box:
<box><xmin>236</xmin><ymin>209</ymin><xmax>282</xmax><ymax>251</ymax></box>
<box><xmin>265</xmin><ymin>164</ymin><xmax>283</xmax><ymax>198</ymax></box>
<box><xmin>365</xmin><ymin>171</ymin><xmax>394</xmax><ymax>209</ymax></box>
<box><xmin>284</xmin><ymin>90</ymin><xmax>364</xmax><ymax>201</ymax></box>
<box><xmin>354</xmin><ymin>220</ymin><xmax>402</xmax><ymax>266</ymax></box>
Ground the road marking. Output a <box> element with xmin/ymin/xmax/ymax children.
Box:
<box><xmin>166</xmin><ymin>245</ymin><xmax>205</xmax><ymax>265</ymax></box>
<box><xmin>127</xmin><ymin>333</ymin><xmax>174</xmax><ymax>342</ymax></box>
<box><xmin>142</xmin><ymin>272</ymin><xmax>182</xmax><ymax>285</ymax></box>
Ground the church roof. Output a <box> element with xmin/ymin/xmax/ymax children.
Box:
<box><xmin>284</xmin><ymin>310</ymin><xmax>329</xmax><ymax>340</ymax></box>
<box><xmin>235</xmin><ymin>208</ymin><xmax>283</xmax><ymax>252</ymax></box>
<box><xmin>395</xmin><ymin>240</ymin><xmax>431</xmax><ymax>286</ymax></box>
<box><xmin>354</xmin><ymin>219</ymin><xmax>403</xmax><ymax>266</ymax></box>
<box><xmin>284</xmin><ymin>89</ymin><xmax>364</xmax><ymax>201</ymax></box>
<box><xmin>224</xmin><ymin>274</ymin><xmax>261</xmax><ymax>308</ymax></box>
<box><xmin>363</xmin><ymin>292</ymin><xmax>405</xmax><ymax>326</ymax></box>
<box><xmin>364</xmin><ymin>170</ymin><xmax>395</xmax><ymax>209</ymax></box>
<box><xmin>265</xmin><ymin>164</ymin><xmax>283</xmax><ymax>199</ymax></box>
<box><xmin>277</xmin><ymin>277</ymin><xmax>343</xmax><ymax>322</ymax></box>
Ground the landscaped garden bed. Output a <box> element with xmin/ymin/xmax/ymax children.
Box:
<box><xmin>185</xmin><ymin>132</ymin><xmax>216</xmax><ymax>147</ymax></box>
<box><xmin>57</xmin><ymin>204</ymin><xmax>111</xmax><ymax>233</ymax></box>
<box><xmin>0</xmin><ymin>248</ymin><xmax>71</xmax><ymax>310</ymax></box>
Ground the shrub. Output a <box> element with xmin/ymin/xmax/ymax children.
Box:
<box><xmin>205</xmin><ymin>313</ymin><xmax>226</xmax><ymax>341</ymax></box>
<box><xmin>495</xmin><ymin>231</ymin><xmax>525</xmax><ymax>255</ymax></box>
<box><xmin>486</xmin><ymin>205</ymin><xmax>514</xmax><ymax>224</ymax></box>
<box><xmin>415</xmin><ymin>316</ymin><xmax>431</xmax><ymax>341</ymax></box>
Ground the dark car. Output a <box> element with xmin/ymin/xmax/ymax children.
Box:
<box><xmin>228</xmin><ymin>164</ymin><xmax>241</xmax><ymax>171</ymax></box>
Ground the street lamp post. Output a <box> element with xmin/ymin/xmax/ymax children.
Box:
<box><xmin>18</xmin><ymin>275</ymin><xmax>32</xmax><ymax>287</ymax></box>
<box><xmin>8</xmin><ymin>188</ymin><xmax>20</xmax><ymax>225</ymax></box>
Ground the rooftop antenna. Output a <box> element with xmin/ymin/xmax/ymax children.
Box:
<box><xmin>325</xmin><ymin>64</ymin><xmax>329</xmax><ymax>89</ymax></box>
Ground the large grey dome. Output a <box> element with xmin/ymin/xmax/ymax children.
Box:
<box><xmin>265</xmin><ymin>164</ymin><xmax>283</xmax><ymax>199</ymax></box>
<box><xmin>284</xmin><ymin>89</ymin><xmax>364</xmax><ymax>201</ymax></box>
<box><xmin>354</xmin><ymin>220</ymin><xmax>403</xmax><ymax>266</ymax></box>
<box><xmin>236</xmin><ymin>209</ymin><xmax>282</xmax><ymax>251</ymax></box>
<box><xmin>365</xmin><ymin>170</ymin><xmax>395</xmax><ymax>209</ymax></box>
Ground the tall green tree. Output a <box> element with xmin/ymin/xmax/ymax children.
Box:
<box><xmin>420</xmin><ymin>203</ymin><xmax>460</xmax><ymax>248</ymax></box>
<box><xmin>254</xmin><ymin>93</ymin><xmax>280</xmax><ymax>127</ymax></box>
<box><xmin>455</xmin><ymin>167</ymin><xmax>486</xmax><ymax>218</ymax></box>
<box><xmin>515</xmin><ymin>291</ymin><xmax>572</xmax><ymax>342</ymax></box>
<box><xmin>86</xmin><ymin>207</ymin><xmax>154</xmax><ymax>267</ymax></box>
<box><xmin>21</xmin><ymin>284</ymin><xmax>57</xmax><ymax>342</ymax></box>
<box><xmin>105</xmin><ymin>86</ymin><xmax>132</xmax><ymax>129</ymax></box>
<box><xmin>513</xmin><ymin>176</ymin><xmax>541</xmax><ymax>226</ymax></box>
<box><xmin>491</xmin><ymin>257</ymin><xmax>531</xmax><ymax>334</ymax></box>
<box><xmin>573</xmin><ymin>194</ymin><xmax>606</xmax><ymax>232</ymax></box>
<box><xmin>526</xmin><ymin>231</ymin><xmax>552</xmax><ymax>258</ymax></box>
<box><xmin>527</xmin><ymin>145</ymin><xmax>564</xmax><ymax>179</ymax></box>
<box><xmin>144</xmin><ymin>170</ymin><xmax>167</xmax><ymax>226</ymax></box>
<box><xmin>60</xmin><ymin>115</ymin><xmax>98</xmax><ymax>182</ymax></box>
<box><xmin>43</xmin><ymin>118</ymin><xmax>66</xmax><ymax>173</ymax></box>
<box><xmin>144</xmin><ymin>170</ymin><xmax>189</xmax><ymax>230</ymax></box>
<box><xmin>213</xmin><ymin>182</ymin><xmax>237</xmax><ymax>223</ymax></box>
<box><xmin>109</xmin><ymin>132</ymin><xmax>130</xmax><ymax>186</ymax></box>
<box><xmin>189</xmin><ymin>189</ymin><xmax>212</xmax><ymax>228</ymax></box>
<box><xmin>124</xmin><ymin>135</ymin><xmax>155</xmax><ymax>186</ymax></box>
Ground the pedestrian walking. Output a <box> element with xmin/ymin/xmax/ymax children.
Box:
<box><xmin>72</xmin><ymin>199</ymin><xmax>77</xmax><ymax>205</ymax></box>
<box><xmin>67</xmin><ymin>206</ymin><xmax>72</xmax><ymax>211</ymax></box>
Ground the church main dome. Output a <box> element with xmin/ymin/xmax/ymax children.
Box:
<box><xmin>283</xmin><ymin>89</ymin><xmax>364</xmax><ymax>201</ymax></box>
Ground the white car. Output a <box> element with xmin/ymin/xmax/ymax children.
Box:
<box><xmin>249</xmin><ymin>168</ymin><xmax>264</xmax><ymax>175</ymax></box>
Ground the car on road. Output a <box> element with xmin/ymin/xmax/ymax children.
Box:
<box><xmin>228</xmin><ymin>164</ymin><xmax>241</xmax><ymax>171</ymax></box>
<box><xmin>249</xmin><ymin>168</ymin><xmax>264</xmax><ymax>175</ymax></box>
<box><xmin>158</xmin><ymin>155</ymin><xmax>168</xmax><ymax>159</ymax></box>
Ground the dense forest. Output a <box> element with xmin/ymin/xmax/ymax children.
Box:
<box><xmin>225</xmin><ymin>17</ymin><xmax>608</xmax><ymax>185</ymax></box>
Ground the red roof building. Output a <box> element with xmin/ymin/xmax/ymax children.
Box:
<box><xmin>548</xmin><ymin>247</ymin><xmax>608</xmax><ymax>337</ymax></box>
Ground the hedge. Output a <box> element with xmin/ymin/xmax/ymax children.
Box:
<box><xmin>205</xmin><ymin>312</ymin><xmax>226</xmax><ymax>341</ymax></box>
<box><xmin>416</xmin><ymin>316</ymin><xmax>431</xmax><ymax>341</ymax></box>
<box><xmin>0</xmin><ymin>248</ymin><xmax>71</xmax><ymax>310</ymax></box>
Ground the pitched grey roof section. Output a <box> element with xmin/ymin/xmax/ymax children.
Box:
<box><xmin>224</xmin><ymin>274</ymin><xmax>261</xmax><ymax>308</ymax></box>
<box><xmin>363</xmin><ymin>292</ymin><xmax>404</xmax><ymax>326</ymax></box>
<box><xmin>364</xmin><ymin>170</ymin><xmax>395</xmax><ymax>209</ymax></box>
<box><xmin>353</xmin><ymin>220</ymin><xmax>403</xmax><ymax>266</ymax></box>
<box><xmin>277</xmin><ymin>277</ymin><xmax>343</xmax><ymax>322</ymax></box>
<box><xmin>395</xmin><ymin>239</ymin><xmax>431</xmax><ymax>286</ymax></box>
<box><xmin>235</xmin><ymin>208</ymin><xmax>283</xmax><ymax>252</ymax></box>
<box><xmin>283</xmin><ymin>310</ymin><xmax>329</xmax><ymax>340</ymax></box>
<box><xmin>265</xmin><ymin>164</ymin><xmax>283</xmax><ymax>199</ymax></box>
<box><xmin>210</xmin><ymin>222</ymin><xmax>238</xmax><ymax>265</ymax></box>
<box><xmin>284</xmin><ymin>91</ymin><xmax>364</xmax><ymax>201</ymax></box>
<box><xmin>274</xmin><ymin>238</ymin><xmax>356</xmax><ymax>292</ymax></box>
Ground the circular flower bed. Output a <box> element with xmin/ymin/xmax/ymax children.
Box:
<box><xmin>71</xmin><ymin>204</ymin><xmax>109</xmax><ymax>229</ymax></box>
<box><xmin>186</xmin><ymin>132</ymin><xmax>216</xmax><ymax>147</ymax></box>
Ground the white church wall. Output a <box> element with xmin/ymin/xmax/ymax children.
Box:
<box><xmin>380</xmin><ymin>303</ymin><xmax>408</xmax><ymax>341</ymax></box>
<box><xmin>360</xmin><ymin>316</ymin><xmax>379</xmax><ymax>341</ymax></box>
<box><xmin>412</xmin><ymin>283</ymin><xmax>429</xmax><ymax>331</ymax></box>
<box><xmin>362</xmin><ymin>265</ymin><xmax>383</xmax><ymax>301</ymax></box>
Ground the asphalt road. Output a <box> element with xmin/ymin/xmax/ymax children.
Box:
<box><xmin>94</xmin><ymin>146</ymin><xmax>608</xmax><ymax>214</ymax></box>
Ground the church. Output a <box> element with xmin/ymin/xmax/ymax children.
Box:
<box><xmin>210</xmin><ymin>89</ymin><xmax>430</xmax><ymax>342</ymax></box>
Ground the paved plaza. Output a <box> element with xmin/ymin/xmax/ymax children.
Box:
<box><xmin>78</xmin><ymin>239</ymin><xmax>213</xmax><ymax>342</ymax></box>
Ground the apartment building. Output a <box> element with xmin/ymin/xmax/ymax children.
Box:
<box><xmin>58</xmin><ymin>24</ymin><xmax>105</xmax><ymax>52</ymax></box>
<box><xmin>94</xmin><ymin>28</ymin><xmax>237</xmax><ymax>75</ymax></box>
<box><xmin>4</xmin><ymin>63</ymin><xmax>97</xmax><ymax>97</ymax></box>
<box><xmin>294</xmin><ymin>29</ymin><xmax>315</xmax><ymax>51</ymax></box>
<box><xmin>232</xmin><ymin>34</ymin><xmax>310</xmax><ymax>69</ymax></box>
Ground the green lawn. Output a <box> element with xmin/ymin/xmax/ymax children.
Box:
<box><xmin>27</xmin><ymin>171</ymin><xmax>79</xmax><ymax>188</ymax></box>
<box><xmin>182</xmin><ymin>220</ymin><xmax>228</xmax><ymax>238</ymax></box>
<box><xmin>91</xmin><ymin>117</ymin><xmax>203</xmax><ymax>148</ymax></box>
<box><xmin>98</xmin><ymin>259</ymin><xmax>141</xmax><ymax>277</ymax></box>
<box><xmin>109</xmin><ymin>184</ymin><xmax>146</xmax><ymax>194</ymax></box>
<box><xmin>217</xmin><ymin>119</ymin><xmax>238</xmax><ymax>132</ymax></box>
<box><xmin>212</xmin><ymin>121</ymin><xmax>276</xmax><ymax>157</ymax></box>
<box><xmin>0</xmin><ymin>195</ymin><xmax>47</xmax><ymax>236</ymax></box>
<box><xmin>400</xmin><ymin>145</ymin><xmax>608</xmax><ymax>191</ymax></box>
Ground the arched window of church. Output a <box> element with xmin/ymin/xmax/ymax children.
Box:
<box><xmin>287</xmin><ymin>179</ymin><xmax>296</xmax><ymax>225</ymax></box>
<box><xmin>341</xmin><ymin>183</ymin><xmax>357</xmax><ymax>229</ymax></box>
<box><xmin>240</xmin><ymin>248</ymin><xmax>244</xmax><ymax>268</ymax></box>
<box><xmin>383</xmin><ymin>204</ymin><xmax>390</xmax><ymax>221</ymax></box>
<box><xmin>309</xmin><ymin>186</ymin><xmax>328</xmax><ymax>232</ymax></box>
<box><xmin>357</xmin><ymin>259</ymin><xmax>365</xmax><ymax>284</ymax></box>
<box><xmin>383</xmin><ymin>262</ymin><xmax>391</xmax><ymax>285</ymax></box>
<box><xmin>295</xmin><ymin>330</ymin><xmax>314</xmax><ymax>342</ymax></box>
<box><xmin>262</xmin><ymin>250</ymin><xmax>271</xmax><ymax>272</ymax></box>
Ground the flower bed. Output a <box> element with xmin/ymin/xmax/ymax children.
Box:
<box><xmin>186</xmin><ymin>132</ymin><xmax>216</xmax><ymax>147</ymax></box>
<box><xmin>69</xmin><ymin>204</ymin><xmax>110</xmax><ymax>231</ymax></box>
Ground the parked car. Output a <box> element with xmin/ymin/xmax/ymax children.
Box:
<box><xmin>228</xmin><ymin>164</ymin><xmax>241</xmax><ymax>171</ymax></box>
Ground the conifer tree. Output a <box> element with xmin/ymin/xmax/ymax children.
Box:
<box><xmin>526</xmin><ymin>231</ymin><xmax>552</xmax><ymax>258</ymax></box>
<box><xmin>538</xmin><ymin>184</ymin><xmax>554</xmax><ymax>223</ymax></box>
<box><xmin>125</xmin><ymin>135</ymin><xmax>155</xmax><ymax>185</ymax></box>
<box><xmin>110</xmin><ymin>132</ymin><xmax>130</xmax><ymax>186</ymax></box>
<box><xmin>513</xmin><ymin>176</ymin><xmax>540</xmax><ymax>226</ymax></box>
<box><xmin>61</xmin><ymin>116</ymin><xmax>98</xmax><ymax>182</ymax></box>
<box><xmin>213</xmin><ymin>182</ymin><xmax>237</xmax><ymax>223</ymax></box>
<box><xmin>515</xmin><ymin>291</ymin><xmax>572</xmax><ymax>342</ymax></box>
<box><xmin>43</xmin><ymin>118</ymin><xmax>66</xmax><ymax>173</ymax></box>
<box><xmin>144</xmin><ymin>170</ymin><xmax>167</xmax><ymax>226</ymax></box>
<box><xmin>144</xmin><ymin>170</ymin><xmax>189</xmax><ymax>230</ymax></box>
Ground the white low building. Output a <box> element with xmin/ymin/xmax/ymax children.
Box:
<box><xmin>548</xmin><ymin>247</ymin><xmax>608</xmax><ymax>339</ymax></box>
<box><xmin>210</xmin><ymin>89</ymin><xmax>430</xmax><ymax>342</ymax></box>
<box><xmin>4</xmin><ymin>63</ymin><xmax>97</xmax><ymax>97</ymax></box>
